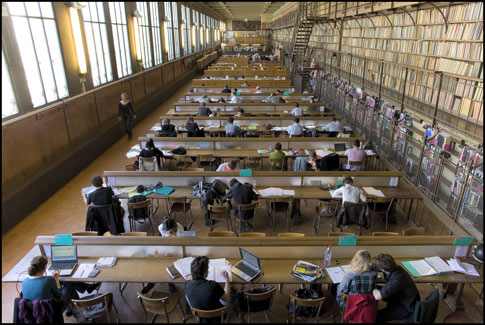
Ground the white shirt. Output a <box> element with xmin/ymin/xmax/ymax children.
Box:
<box><xmin>288</xmin><ymin>123</ymin><xmax>303</xmax><ymax>136</ymax></box>
<box><xmin>255</xmin><ymin>90</ymin><xmax>263</xmax><ymax>94</ymax></box>
<box><xmin>200</xmin><ymin>97</ymin><xmax>210</xmax><ymax>104</ymax></box>
<box><xmin>216</xmin><ymin>162</ymin><xmax>237</xmax><ymax>172</ymax></box>
<box><xmin>291</xmin><ymin>107</ymin><xmax>303</xmax><ymax>116</ymax></box>
<box><xmin>323</xmin><ymin>121</ymin><xmax>341</xmax><ymax>132</ymax></box>
<box><xmin>333</xmin><ymin>185</ymin><xmax>366</xmax><ymax>204</ymax></box>
<box><xmin>230</xmin><ymin>96</ymin><xmax>240</xmax><ymax>104</ymax></box>
<box><xmin>158</xmin><ymin>221</ymin><xmax>184</xmax><ymax>236</ymax></box>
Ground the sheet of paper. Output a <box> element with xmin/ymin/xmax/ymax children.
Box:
<box><xmin>363</xmin><ymin>187</ymin><xmax>385</xmax><ymax>197</ymax></box>
<box><xmin>344</xmin><ymin>126</ymin><xmax>353</xmax><ymax>132</ymax></box>
<box><xmin>447</xmin><ymin>258</ymin><xmax>480</xmax><ymax>276</ymax></box>
<box><xmin>424</xmin><ymin>256</ymin><xmax>454</xmax><ymax>274</ymax></box>
<box><xmin>151</xmin><ymin>125</ymin><xmax>162</xmax><ymax>131</ymax></box>
<box><xmin>326</xmin><ymin>266</ymin><xmax>346</xmax><ymax>283</ymax></box>
<box><xmin>258</xmin><ymin>187</ymin><xmax>283</xmax><ymax>197</ymax></box>
<box><xmin>81</xmin><ymin>186</ymin><xmax>96</xmax><ymax>196</ymax></box>
<box><xmin>341</xmin><ymin>265</ymin><xmax>351</xmax><ymax>273</ymax></box>
<box><xmin>315</xmin><ymin>149</ymin><xmax>332</xmax><ymax>158</ymax></box>
<box><xmin>126</xmin><ymin>151</ymin><xmax>139</xmax><ymax>159</ymax></box>
<box><xmin>330</xmin><ymin>189</ymin><xmax>342</xmax><ymax>198</ymax></box>
<box><xmin>282</xmin><ymin>190</ymin><xmax>295</xmax><ymax>196</ymax></box>
<box><xmin>365</xmin><ymin>150</ymin><xmax>376</xmax><ymax>156</ymax></box>
<box><xmin>131</xmin><ymin>144</ymin><xmax>141</xmax><ymax>151</ymax></box>
<box><xmin>409</xmin><ymin>260</ymin><xmax>438</xmax><ymax>276</ymax></box>
<box><xmin>174</xmin><ymin>257</ymin><xmax>194</xmax><ymax>279</ymax></box>
<box><xmin>97</xmin><ymin>257</ymin><xmax>116</xmax><ymax>266</ymax></box>
<box><xmin>454</xmin><ymin>245</ymin><xmax>469</xmax><ymax>257</ymax></box>
<box><xmin>112</xmin><ymin>188</ymin><xmax>121</xmax><ymax>196</ymax></box>
<box><xmin>207</xmin><ymin>265</ymin><xmax>232</xmax><ymax>282</ymax></box>
<box><xmin>162</xmin><ymin>150</ymin><xmax>174</xmax><ymax>156</ymax></box>
<box><xmin>119</xmin><ymin>186</ymin><xmax>138</xmax><ymax>194</ymax></box>
<box><xmin>72</xmin><ymin>264</ymin><xmax>95</xmax><ymax>279</ymax></box>
<box><xmin>209</xmin><ymin>258</ymin><xmax>227</xmax><ymax>268</ymax></box>
<box><xmin>389</xmin><ymin>177</ymin><xmax>399</xmax><ymax>187</ymax></box>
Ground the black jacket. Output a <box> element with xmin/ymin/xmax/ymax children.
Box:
<box><xmin>159</xmin><ymin>124</ymin><xmax>177</xmax><ymax>137</ymax></box>
<box><xmin>336</xmin><ymin>201</ymin><xmax>369</xmax><ymax>228</ymax></box>
<box><xmin>225</xmin><ymin>183</ymin><xmax>258</xmax><ymax>220</ymax></box>
<box><xmin>319</xmin><ymin>153</ymin><xmax>340</xmax><ymax>171</ymax></box>
<box><xmin>86</xmin><ymin>202</ymin><xmax>125</xmax><ymax>235</ymax></box>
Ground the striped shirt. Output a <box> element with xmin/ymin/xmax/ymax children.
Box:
<box><xmin>337</xmin><ymin>271</ymin><xmax>377</xmax><ymax>308</ymax></box>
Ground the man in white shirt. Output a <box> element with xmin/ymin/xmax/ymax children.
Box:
<box><xmin>322</xmin><ymin>117</ymin><xmax>342</xmax><ymax>133</ymax></box>
<box><xmin>290</xmin><ymin>103</ymin><xmax>303</xmax><ymax>116</ymax></box>
<box><xmin>255</xmin><ymin>86</ymin><xmax>263</xmax><ymax>94</ymax></box>
<box><xmin>200</xmin><ymin>95</ymin><xmax>210</xmax><ymax>104</ymax></box>
<box><xmin>333</xmin><ymin>177</ymin><xmax>366</xmax><ymax>204</ymax></box>
<box><xmin>288</xmin><ymin>117</ymin><xmax>304</xmax><ymax>137</ymax></box>
<box><xmin>229</xmin><ymin>92</ymin><xmax>241</xmax><ymax>104</ymax></box>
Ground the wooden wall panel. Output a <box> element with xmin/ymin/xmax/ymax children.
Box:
<box><xmin>95</xmin><ymin>83</ymin><xmax>122</xmax><ymax>125</ymax></box>
<box><xmin>35</xmin><ymin>107</ymin><xmax>70</xmax><ymax>161</ymax></box>
<box><xmin>144</xmin><ymin>68</ymin><xmax>162</xmax><ymax>97</ymax></box>
<box><xmin>173</xmin><ymin>60</ymin><xmax>182</xmax><ymax>79</ymax></box>
<box><xmin>130</xmin><ymin>74</ymin><xmax>146</xmax><ymax>106</ymax></box>
<box><xmin>161</xmin><ymin>65</ymin><xmax>173</xmax><ymax>86</ymax></box>
<box><xmin>64</xmin><ymin>94</ymin><xmax>99</xmax><ymax>143</ymax></box>
<box><xmin>2</xmin><ymin>125</ymin><xmax>25</xmax><ymax>186</ymax></box>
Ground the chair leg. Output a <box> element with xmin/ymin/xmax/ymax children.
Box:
<box><xmin>119</xmin><ymin>282</ymin><xmax>127</xmax><ymax>294</ymax></box>
<box><xmin>150</xmin><ymin>314</ymin><xmax>158</xmax><ymax>324</ymax></box>
<box><xmin>385</xmin><ymin>211</ymin><xmax>389</xmax><ymax>231</ymax></box>
<box><xmin>265</xmin><ymin>311</ymin><xmax>271</xmax><ymax>323</ymax></box>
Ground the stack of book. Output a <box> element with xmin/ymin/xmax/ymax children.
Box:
<box><xmin>291</xmin><ymin>261</ymin><xmax>322</xmax><ymax>282</ymax></box>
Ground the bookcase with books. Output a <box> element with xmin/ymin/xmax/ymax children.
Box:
<box><xmin>417</xmin><ymin>144</ymin><xmax>441</xmax><ymax>199</ymax></box>
<box><xmin>458</xmin><ymin>172</ymin><xmax>483</xmax><ymax>241</ymax></box>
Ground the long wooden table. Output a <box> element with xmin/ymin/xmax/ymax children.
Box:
<box><xmin>183</xmin><ymin>92</ymin><xmax>314</xmax><ymax>101</ymax></box>
<box><xmin>166</xmin><ymin>109</ymin><xmax>334</xmax><ymax>117</ymax></box>
<box><xmin>190</xmin><ymin>86</ymin><xmax>296</xmax><ymax>93</ymax></box>
<box><xmin>192</xmin><ymin>79</ymin><xmax>292</xmax><ymax>87</ymax></box>
<box><xmin>173</xmin><ymin>102</ymin><xmax>326</xmax><ymax>113</ymax></box>
<box><xmin>204</xmin><ymin>70</ymin><xmax>290</xmax><ymax>77</ymax></box>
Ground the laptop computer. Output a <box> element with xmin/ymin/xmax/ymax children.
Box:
<box><xmin>334</xmin><ymin>143</ymin><xmax>347</xmax><ymax>153</ymax></box>
<box><xmin>47</xmin><ymin>245</ymin><xmax>78</xmax><ymax>276</ymax></box>
<box><xmin>231</xmin><ymin>248</ymin><xmax>261</xmax><ymax>282</ymax></box>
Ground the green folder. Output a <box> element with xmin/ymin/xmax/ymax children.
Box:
<box><xmin>55</xmin><ymin>234</ymin><xmax>72</xmax><ymax>245</ymax></box>
<box><xmin>284</xmin><ymin>91</ymin><xmax>289</xmax><ymax>95</ymax></box>
<box><xmin>240</xmin><ymin>169</ymin><xmax>252</xmax><ymax>176</ymax></box>
<box><xmin>155</xmin><ymin>187</ymin><xmax>175</xmax><ymax>195</ymax></box>
<box><xmin>453</xmin><ymin>236</ymin><xmax>473</xmax><ymax>245</ymax></box>
<box><xmin>401</xmin><ymin>261</ymin><xmax>422</xmax><ymax>277</ymax></box>
<box><xmin>339</xmin><ymin>235</ymin><xmax>357</xmax><ymax>246</ymax></box>
<box><xmin>248</xmin><ymin>126</ymin><xmax>257</xmax><ymax>130</ymax></box>
<box><xmin>141</xmin><ymin>190</ymin><xmax>154</xmax><ymax>196</ymax></box>
<box><xmin>236</xmin><ymin>91</ymin><xmax>241</xmax><ymax>95</ymax></box>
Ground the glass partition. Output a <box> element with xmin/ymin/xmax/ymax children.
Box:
<box><xmin>204</xmin><ymin>176</ymin><xmax>301</xmax><ymax>187</ymax></box>
<box><xmin>107</xmin><ymin>175</ymin><xmax>204</xmax><ymax>187</ymax></box>
<box><xmin>148</xmin><ymin>140</ymin><xmax>214</xmax><ymax>150</ymax></box>
<box><xmin>302</xmin><ymin>176</ymin><xmax>396</xmax><ymax>187</ymax></box>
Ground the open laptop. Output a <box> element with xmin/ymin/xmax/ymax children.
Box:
<box><xmin>231</xmin><ymin>248</ymin><xmax>261</xmax><ymax>282</ymax></box>
<box><xmin>334</xmin><ymin>143</ymin><xmax>347</xmax><ymax>154</ymax></box>
<box><xmin>47</xmin><ymin>245</ymin><xmax>78</xmax><ymax>276</ymax></box>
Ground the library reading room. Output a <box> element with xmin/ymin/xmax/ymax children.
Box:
<box><xmin>2</xmin><ymin>1</ymin><xmax>483</xmax><ymax>323</ymax></box>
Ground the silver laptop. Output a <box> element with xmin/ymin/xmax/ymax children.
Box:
<box><xmin>334</xmin><ymin>143</ymin><xmax>347</xmax><ymax>153</ymax></box>
<box><xmin>47</xmin><ymin>245</ymin><xmax>78</xmax><ymax>276</ymax></box>
<box><xmin>231</xmin><ymin>248</ymin><xmax>261</xmax><ymax>282</ymax></box>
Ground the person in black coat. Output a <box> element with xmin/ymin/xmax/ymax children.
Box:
<box><xmin>186</xmin><ymin>116</ymin><xmax>200</xmax><ymax>137</ymax></box>
<box><xmin>198</xmin><ymin>102</ymin><xmax>212</xmax><ymax>116</ymax></box>
<box><xmin>225</xmin><ymin>178</ymin><xmax>258</xmax><ymax>232</ymax></box>
<box><xmin>221</xmin><ymin>85</ymin><xmax>231</xmax><ymax>93</ymax></box>
<box><xmin>158</xmin><ymin>118</ymin><xmax>177</xmax><ymax>137</ymax></box>
<box><xmin>118</xmin><ymin>93</ymin><xmax>136</xmax><ymax>139</ymax></box>
<box><xmin>139</xmin><ymin>138</ymin><xmax>163</xmax><ymax>168</ymax></box>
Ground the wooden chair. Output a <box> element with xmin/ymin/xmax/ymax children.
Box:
<box><xmin>120</xmin><ymin>232</ymin><xmax>147</xmax><ymax>236</ymax></box>
<box><xmin>208</xmin><ymin>231</ymin><xmax>235</xmax><ymax>237</ymax></box>
<box><xmin>328</xmin><ymin>232</ymin><xmax>355</xmax><ymax>236</ymax></box>
<box><xmin>208</xmin><ymin>203</ymin><xmax>232</xmax><ymax>231</ymax></box>
<box><xmin>314</xmin><ymin>201</ymin><xmax>340</xmax><ymax>235</ymax></box>
<box><xmin>139</xmin><ymin>156</ymin><xmax>160</xmax><ymax>171</ymax></box>
<box><xmin>260</xmin><ymin>130</ymin><xmax>274</xmax><ymax>138</ymax></box>
<box><xmin>137</xmin><ymin>291</ymin><xmax>185</xmax><ymax>323</ymax></box>
<box><xmin>269</xmin><ymin>158</ymin><xmax>285</xmax><ymax>171</ymax></box>
<box><xmin>127</xmin><ymin>200</ymin><xmax>154</xmax><ymax>235</ymax></box>
<box><xmin>239</xmin><ymin>287</ymin><xmax>277</xmax><ymax>323</ymax></box>
<box><xmin>239</xmin><ymin>232</ymin><xmax>266</xmax><ymax>237</ymax></box>
<box><xmin>236</xmin><ymin>202</ymin><xmax>258</xmax><ymax>232</ymax></box>
<box><xmin>369</xmin><ymin>197</ymin><xmax>394</xmax><ymax>231</ymax></box>
<box><xmin>168</xmin><ymin>197</ymin><xmax>193</xmax><ymax>230</ymax></box>
<box><xmin>278</xmin><ymin>233</ymin><xmax>305</xmax><ymax>238</ymax></box>
<box><xmin>246</xmin><ymin>156</ymin><xmax>262</xmax><ymax>170</ymax></box>
<box><xmin>372</xmin><ymin>232</ymin><xmax>400</xmax><ymax>236</ymax></box>
<box><xmin>191</xmin><ymin>306</ymin><xmax>227</xmax><ymax>323</ymax></box>
<box><xmin>197</xmin><ymin>154</ymin><xmax>215</xmax><ymax>170</ymax></box>
<box><xmin>330</xmin><ymin>293</ymin><xmax>347</xmax><ymax>323</ymax></box>
<box><xmin>70</xmin><ymin>292</ymin><xmax>120</xmax><ymax>323</ymax></box>
<box><xmin>348</xmin><ymin>160</ymin><xmax>363</xmax><ymax>170</ymax></box>
<box><xmin>402</xmin><ymin>227</ymin><xmax>425</xmax><ymax>236</ymax></box>
<box><xmin>173</xmin><ymin>154</ymin><xmax>191</xmax><ymax>170</ymax></box>
<box><xmin>187</xmin><ymin>167</ymin><xmax>204</xmax><ymax>171</ymax></box>
<box><xmin>290</xmin><ymin>133</ymin><xmax>303</xmax><ymax>138</ymax></box>
<box><xmin>269</xmin><ymin>196</ymin><xmax>293</xmax><ymax>232</ymax></box>
<box><xmin>72</xmin><ymin>232</ymin><xmax>98</xmax><ymax>236</ymax></box>
<box><xmin>288</xmin><ymin>295</ymin><xmax>325</xmax><ymax>323</ymax></box>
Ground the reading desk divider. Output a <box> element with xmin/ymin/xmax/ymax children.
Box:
<box><xmin>173</xmin><ymin>102</ymin><xmax>325</xmax><ymax>113</ymax></box>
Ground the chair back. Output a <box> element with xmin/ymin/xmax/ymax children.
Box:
<box><xmin>197</xmin><ymin>154</ymin><xmax>213</xmax><ymax>162</ymax></box>
<box><xmin>261</xmin><ymin>131</ymin><xmax>273</xmax><ymax>138</ymax></box>
<box><xmin>121</xmin><ymin>232</ymin><xmax>147</xmax><ymax>236</ymax></box>
<box><xmin>208</xmin><ymin>204</ymin><xmax>230</xmax><ymax>220</ymax></box>
<box><xmin>173</xmin><ymin>154</ymin><xmax>186</xmax><ymax>160</ymax></box>
<box><xmin>72</xmin><ymin>232</ymin><xmax>98</xmax><ymax>236</ymax></box>
<box><xmin>374</xmin><ymin>196</ymin><xmax>394</xmax><ymax>203</ymax></box>
<box><xmin>139</xmin><ymin>156</ymin><xmax>159</xmax><ymax>171</ymax></box>
<box><xmin>289</xmin><ymin>295</ymin><xmax>325</xmax><ymax>322</ymax></box>
<box><xmin>136</xmin><ymin>291</ymin><xmax>169</xmax><ymax>312</ymax></box>
<box><xmin>319</xmin><ymin>201</ymin><xmax>340</xmax><ymax>209</ymax></box>
<box><xmin>237</xmin><ymin>202</ymin><xmax>258</xmax><ymax>211</ymax></box>
<box><xmin>208</xmin><ymin>231</ymin><xmax>235</xmax><ymax>237</ymax></box>
<box><xmin>408</xmin><ymin>289</ymin><xmax>440</xmax><ymax>323</ymax></box>
<box><xmin>348</xmin><ymin>160</ymin><xmax>362</xmax><ymax>166</ymax></box>
<box><xmin>239</xmin><ymin>232</ymin><xmax>266</xmax><ymax>237</ymax></box>
<box><xmin>269</xmin><ymin>158</ymin><xmax>284</xmax><ymax>169</ymax></box>
<box><xmin>328</xmin><ymin>232</ymin><xmax>355</xmax><ymax>236</ymax></box>
<box><xmin>372</xmin><ymin>232</ymin><xmax>399</xmax><ymax>236</ymax></box>
<box><xmin>128</xmin><ymin>200</ymin><xmax>150</xmax><ymax>210</ymax></box>
<box><xmin>71</xmin><ymin>292</ymin><xmax>114</xmax><ymax>322</ymax></box>
<box><xmin>402</xmin><ymin>227</ymin><xmax>425</xmax><ymax>236</ymax></box>
<box><xmin>169</xmin><ymin>196</ymin><xmax>188</xmax><ymax>204</ymax></box>
<box><xmin>187</xmin><ymin>167</ymin><xmax>204</xmax><ymax>171</ymax></box>
<box><xmin>191</xmin><ymin>307</ymin><xmax>227</xmax><ymax>323</ymax></box>
<box><xmin>244</xmin><ymin>287</ymin><xmax>276</xmax><ymax>302</ymax></box>
<box><xmin>278</xmin><ymin>233</ymin><xmax>305</xmax><ymax>237</ymax></box>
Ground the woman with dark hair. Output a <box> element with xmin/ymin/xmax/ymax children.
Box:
<box><xmin>22</xmin><ymin>256</ymin><xmax>98</xmax><ymax>315</ymax></box>
<box><xmin>139</xmin><ymin>138</ymin><xmax>163</xmax><ymax>168</ymax></box>
<box><xmin>118</xmin><ymin>93</ymin><xmax>136</xmax><ymax>139</ymax></box>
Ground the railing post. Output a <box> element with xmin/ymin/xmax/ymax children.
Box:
<box><xmin>432</xmin><ymin>72</ymin><xmax>443</xmax><ymax>128</ymax></box>
<box><xmin>362</xmin><ymin>58</ymin><xmax>366</xmax><ymax>88</ymax></box>
<box><xmin>401</xmin><ymin>67</ymin><xmax>409</xmax><ymax>112</ymax></box>
<box><xmin>378</xmin><ymin>61</ymin><xmax>384</xmax><ymax>97</ymax></box>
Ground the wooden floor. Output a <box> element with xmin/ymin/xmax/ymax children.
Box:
<box><xmin>2</xmin><ymin>79</ymin><xmax>483</xmax><ymax>323</ymax></box>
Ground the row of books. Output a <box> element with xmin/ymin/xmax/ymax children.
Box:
<box><xmin>445</xmin><ymin>23</ymin><xmax>483</xmax><ymax>41</ymax></box>
<box><xmin>438</xmin><ymin>59</ymin><xmax>481</xmax><ymax>78</ymax></box>
<box><xmin>416</xmin><ymin>8</ymin><xmax>446</xmax><ymax>25</ymax></box>
<box><xmin>438</xmin><ymin>42</ymin><xmax>483</xmax><ymax>61</ymax></box>
<box><xmin>447</xmin><ymin>2</ymin><xmax>483</xmax><ymax>22</ymax></box>
<box><xmin>416</xmin><ymin>25</ymin><xmax>445</xmax><ymax>39</ymax></box>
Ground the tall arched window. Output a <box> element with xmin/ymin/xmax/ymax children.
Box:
<box><xmin>108</xmin><ymin>2</ymin><xmax>132</xmax><ymax>78</ymax></box>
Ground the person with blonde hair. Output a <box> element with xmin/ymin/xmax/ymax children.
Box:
<box><xmin>336</xmin><ymin>250</ymin><xmax>377</xmax><ymax>309</ymax></box>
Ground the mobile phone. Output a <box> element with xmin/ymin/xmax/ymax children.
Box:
<box><xmin>89</xmin><ymin>268</ymin><xmax>100</xmax><ymax>278</ymax></box>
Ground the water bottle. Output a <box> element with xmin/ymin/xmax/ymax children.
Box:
<box><xmin>252</xmin><ymin>179</ymin><xmax>257</xmax><ymax>189</ymax></box>
<box><xmin>269</xmin><ymin>145</ymin><xmax>272</xmax><ymax>152</ymax></box>
<box><xmin>323</xmin><ymin>245</ymin><xmax>332</xmax><ymax>267</ymax></box>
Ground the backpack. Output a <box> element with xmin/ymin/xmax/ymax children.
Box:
<box><xmin>287</xmin><ymin>286</ymin><xmax>325</xmax><ymax>319</ymax></box>
<box><xmin>171</xmin><ymin>146</ymin><xmax>186</xmax><ymax>155</ymax></box>
<box><xmin>212</xmin><ymin>179</ymin><xmax>229</xmax><ymax>197</ymax></box>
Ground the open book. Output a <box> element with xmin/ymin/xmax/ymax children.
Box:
<box><xmin>207</xmin><ymin>258</ymin><xmax>232</xmax><ymax>282</ymax></box>
<box><xmin>447</xmin><ymin>258</ymin><xmax>480</xmax><ymax>276</ymax></box>
<box><xmin>401</xmin><ymin>256</ymin><xmax>454</xmax><ymax>277</ymax></box>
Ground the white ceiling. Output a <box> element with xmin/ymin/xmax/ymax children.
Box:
<box><xmin>203</xmin><ymin>2</ymin><xmax>289</xmax><ymax>20</ymax></box>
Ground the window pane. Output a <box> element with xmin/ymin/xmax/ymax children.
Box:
<box><xmin>44</xmin><ymin>20</ymin><xmax>69</xmax><ymax>98</ymax></box>
<box><xmin>136</xmin><ymin>2</ymin><xmax>152</xmax><ymax>69</ymax></box>
<box><xmin>25</xmin><ymin>2</ymin><xmax>41</xmax><ymax>17</ymax></box>
<box><xmin>7</xmin><ymin>2</ymin><xmax>26</xmax><ymax>16</ymax></box>
<box><xmin>2</xmin><ymin>51</ymin><xmax>19</xmax><ymax>119</ymax></box>
<box><xmin>109</xmin><ymin>2</ymin><xmax>132</xmax><ymax>78</ymax></box>
<box><xmin>39</xmin><ymin>2</ymin><xmax>54</xmax><ymax>18</ymax></box>
<box><xmin>150</xmin><ymin>2</ymin><xmax>162</xmax><ymax>65</ymax></box>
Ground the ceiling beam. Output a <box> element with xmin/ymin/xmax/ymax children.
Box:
<box><xmin>262</xmin><ymin>2</ymin><xmax>272</xmax><ymax>13</ymax></box>
<box><xmin>217</xmin><ymin>2</ymin><xmax>235</xmax><ymax>19</ymax></box>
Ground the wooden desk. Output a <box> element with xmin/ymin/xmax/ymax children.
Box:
<box><xmin>173</xmin><ymin>102</ymin><xmax>326</xmax><ymax>113</ymax></box>
<box><xmin>190</xmin><ymin>86</ymin><xmax>296</xmax><ymax>93</ymax></box>
<box><xmin>204</xmin><ymin>70</ymin><xmax>290</xmax><ymax>77</ymax></box>
<box><xmin>192</xmin><ymin>79</ymin><xmax>292</xmax><ymax>87</ymax></box>
<box><xmin>166</xmin><ymin>109</ymin><xmax>334</xmax><ymax>117</ymax></box>
<box><xmin>183</xmin><ymin>92</ymin><xmax>314</xmax><ymax>101</ymax></box>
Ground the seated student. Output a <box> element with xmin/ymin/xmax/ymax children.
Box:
<box><xmin>242</xmin><ymin>81</ymin><xmax>248</xmax><ymax>87</ymax></box>
<box><xmin>322</xmin><ymin>117</ymin><xmax>341</xmax><ymax>136</ymax></box>
<box><xmin>288</xmin><ymin>117</ymin><xmax>304</xmax><ymax>137</ymax></box>
<box><xmin>337</xmin><ymin>250</ymin><xmax>377</xmax><ymax>312</ymax></box>
<box><xmin>289</xmin><ymin>102</ymin><xmax>303</xmax><ymax>116</ymax></box>
<box><xmin>84</xmin><ymin>174</ymin><xmax>115</xmax><ymax>205</ymax></box>
<box><xmin>255</xmin><ymin>86</ymin><xmax>263</xmax><ymax>94</ymax></box>
<box><xmin>234</xmin><ymin>107</ymin><xmax>246</xmax><ymax>118</ymax></box>
<box><xmin>159</xmin><ymin>118</ymin><xmax>177</xmax><ymax>137</ymax></box>
<box><xmin>216</xmin><ymin>159</ymin><xmax>239</xmax><ymax>172</ymax></box>
<box><xmin>203</xmin><ymin>76</ymin><xmax>210</xmax><ymax>80</ymax></box>
<box><xmin>229</xmin><ymin>91</ymin><xmax>241</xmax><ymax>104</ymax></box>
<box><xmin>186</xmin><ymin>116</ymin><xmax>201</xmax><ymax>137</ymax></box>
<box><xmin>344</xmin><ymin>139</ymin><xmax>366</xmax><ymax>171</ymax></box>
<box><xmin>308</xmin><ymin>96</ymin><xmax>316</xmax><ymax>103</ymax></box>
<box><xmin>269</xmin><ymin>142</ymin><xmax>286</xmax><ymax>169</ymax></box>
<box><xmin>221</xmin><ymin>85</ymin><xmax>231</xmax><ymax>94</ymax></box>
<box><xmin>200</xmin><ymin>94</ymin><xmax>211</xmax><ymax>104</ymax></box>
<box><xmin>333</xmin><ymin>176</ymin><xmax>366</xmax><ymax>204</ymax></box>
<box><xmin>225</xmin><ymin>117</ymin><xmax>242</xmax><ymax>137</ymax></box>
<box><xmin>266</xmin><ymin>93</ymin><xmax>285</xmax><ymax>103</ymax></box>
<box><xmin>198</xmin><ymin>102</ymin><xmax>212</xmax><ymax>116</ymax></box>
<box><xmin>225</xmin><ymin>178</ymin><xmax>259</xmax><ymax>232</ymax></box>
<box><xmin>22</xmin><ymin>256</ymin><xmax>99</xmax><ymax>316</ymax></box>
<box><xmin>158</xmin><ymin>217</ymin><xmax>185</xmax><ymax>236</ymax></box>
<box><xmin>240</xmin><ymin>75</ymin><xmax>245</xmax><ymax>80</ymax></box>
<box><xmin>307</xmin><ymin>152</ymin><xmax>319</xmax><ymax>171</ymax></box>
<box><xmin>139</xmin><ymin>138</ymin><xmax>163</xmax><ymax>168</ymax></box>
<box><xmin>372</xmin><ymin>253</ymin><xmax>420</xmax><ymax>323</ymax></box>
<box><xmin>184</xmin><ymin>256</ymin><xmax>231</xmax><ymax>323</ymax></box>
